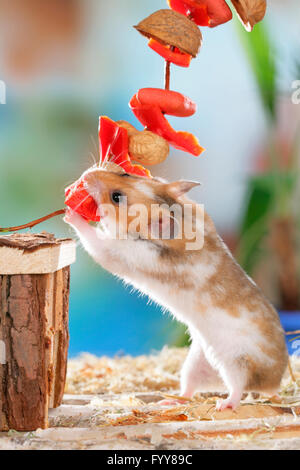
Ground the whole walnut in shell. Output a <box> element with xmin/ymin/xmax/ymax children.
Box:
<box><xmin>117</xmin><ymin>120</ymin><xmax>169</xmax><ymax>166</ymax></box>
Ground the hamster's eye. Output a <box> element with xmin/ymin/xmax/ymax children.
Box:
<box><xmin>110</xmin><ymin>190</ymin><xmax>124</xmax><ymax>205</ymax></box>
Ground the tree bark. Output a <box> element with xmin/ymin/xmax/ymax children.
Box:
<box><xmin>0</xmin><ymin>267</ymin><xmax>70</xmax><ymax>431</ymax></box>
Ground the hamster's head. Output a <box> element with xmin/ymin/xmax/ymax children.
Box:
<box><xmin>83</xmin><ymin>164</ymin><xmax>200</xmax><ymax>246</ymax></box>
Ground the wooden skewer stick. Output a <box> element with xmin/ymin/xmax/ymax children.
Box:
<box><xmin>0</xmin><ymin>209</ymin><xmax>66</xmax><ymax>233</ymax></box>
<box><xmin>165</xmin><ymin>46</ymin><xmax>175</xmax><ymax>91</ymax></box>
<box><xmin>165</xmin><ymin>60</ymin><xmax>171</xmax><ymax>90</ymax></box>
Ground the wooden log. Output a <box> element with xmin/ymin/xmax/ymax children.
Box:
<box><xmin>0</xmin><ymin>232</ymin><xmax>76</xmax><ymax>431</ymax></box>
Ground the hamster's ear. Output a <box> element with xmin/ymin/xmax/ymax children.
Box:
<box><xmin>166</xmin><ymin>180</ymin><xmax>201</xmax><ymax>199</ymax></box>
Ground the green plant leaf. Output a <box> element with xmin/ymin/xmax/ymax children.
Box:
<box><xmin>235</xmin><ymin>19</ymin><xmax>277</xmax><ymax>121</ymax></box>
<box><xmin>237</xmin><ymin>171</ymin><xmax>298</xmax><ymax>274</ymax></box>
<box><xmin>238</xmin><ymin>179</ymin><xmax>273</xmax><ymax>273</ymax></box>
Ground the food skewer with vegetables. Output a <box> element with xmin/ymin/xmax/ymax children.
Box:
<box><xmin>0</xmin><ymin>0</ymin><xmax>268</xmax><ymax>228</ymax></box>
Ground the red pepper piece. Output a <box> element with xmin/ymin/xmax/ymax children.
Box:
<box><xmin>168</xmin><ymin>0</ymin><xmax>232</xmax><ymax>28</ymax></box>
<box><xmin>99</xmin><ymin>116</ymin><xmax>129</xmax><ymax>166</ymax></box>
<box><xmin>137</xmin><ymin>88</ymin><xmax>196</xmax><ymax>117</ymax></box>
<box><xmin>98</xmin><ymin>116</ymin><xmax>151</xmax><ymax>177</ymax></box>
<box><xmin>121</xmin><ymin>161</ymin><xmax>152</xmax><ymax>178</ymax></box>
<box><xmin>168</xmin><ymin>0</ymin><xmax>209</xmax><ymax>25</ymax></box>
<box><xmin>148</xmin><ymin>39</ymin><xmax>192</xmax><ymax>68</ymax></box>
<box><xmin>129</xmin><ymin>88</ymin><xmax>204</xmax><ymax>156</ymax></box>
<box><xmin>65</xmin><ymin>117</ymin><xmax>151</xmax><ymax>221</ymax></box>
<box><xmin>65</xmin><ymin>179</ymin><xmax>100</xmax><ymax>222</ymax></box>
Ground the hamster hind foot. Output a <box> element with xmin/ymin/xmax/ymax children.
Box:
<box><xmin>216</xmin><ymin>390</ymin><xmax>244</xmax><ymax>411</ymax></box>
<box><xmin>180</xmin><ymin>341</ymin><xmax>223</xmax><ymax>397</ymax></box>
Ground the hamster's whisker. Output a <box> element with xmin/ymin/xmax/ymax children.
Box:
<box><xmin>102</xmin><ymin>126</ymin><xmax>120</xmax><ymax>166</ymax></box>
<box><xmin>90</xmin><ymin>134</ymin><xmax>100</xmax><ymax>162</ymax></box>
<box><xmin>103</xmin><ymin>127</ymin><xmax>123</xmax><ymax>166</ymax></box>
<box><xmin>109</xmin><ymin>153</ymin><xmax>128</xmax><ymax>165</ymax></box>
<box><xmin>108</xmin><ymin>158</ymin><xmax>130</xmax><ymax>170</ymax></box>
<box><xmin>102</xmin><ymin>142</ymin><xmax>113</xmax><ymax>166</ymax></box>
<box><xmin>88</xmin><ymin>152</ymin><xmax>97</xmax><ymax>166</ymax></box>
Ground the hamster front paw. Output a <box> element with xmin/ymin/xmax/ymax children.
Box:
<box><xmin>64</xmin><ymin>208</ymin><xmax>87</xmax><ymax>230</ymax></box>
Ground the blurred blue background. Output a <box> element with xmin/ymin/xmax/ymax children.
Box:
<box><xmin>0</xmin><ymin>0</ymin><xmax>299</xmax><ymax>357</ymax></box>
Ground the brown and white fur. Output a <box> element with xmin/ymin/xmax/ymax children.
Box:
<box><xmin>65</xmin><ymin>166</ymin><xmax>288</xmax><ymax>410</ymax></box>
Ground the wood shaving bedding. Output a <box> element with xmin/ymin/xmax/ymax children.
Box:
<box><xmin>64</xmin><ymin>348</ymin><xmax>300</xmax><ymax>438</ymax></box>
<box><xmin>1</xmin><ymin>349</ymin><xmax>300</xmax><ymax>449</ymax></box>
<box><xmin>66</xmin><ymin>346</ymin><xmax>185</xmax><ymax>394</ymax></box>
<box><xmin>66</xmin><ymin>347</ymin><xmax>300</xmax><ymax>397</ymax></box>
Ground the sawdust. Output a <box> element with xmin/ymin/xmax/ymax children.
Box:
<box><xmin>1</xmin><ymin>349</ymin><xmax>300</xmax><ymax>449</ymax></box>
<box><xmin>65</xmin><ymin>347</ymin><xmax>300</xmax><ymax>433</ymax></box>
<box><xmin>66</xmin><ymin>346</ymin><xmax>184</xmax><ymax>394</ymax></box>
<box><xmin>66</xmin><ymin>347</ymin><xmax>300</xmax><ymax>397</ymax></box>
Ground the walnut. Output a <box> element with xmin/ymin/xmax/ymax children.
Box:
<box><xmin>117</xmin><ymin>121</ymin><xmax>170</xmax><ymax>166</ymax></box>
<box><xmin>231</xmin><ymin>0</ymin><xmax>267</xmax><ymax>31</ymax></box>
<box><xmin>134</xmin><ymin>9</ymin><xmax>202</xmax><ymax>57</ymax></box>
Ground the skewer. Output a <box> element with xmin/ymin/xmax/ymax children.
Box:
<box><xmin>0</xmin><ymin>209</ymin><xmax>66</xmax><ymax>233</ymax></box>
<box><xmin>165</xmin><ymin>60</ymin><xmax>171</xmax><ymax>90</ymax></box>
<box><xmin>165</xmin><ymin>46</ymin><xmax>176</xmax><ymax>90</ymax></box>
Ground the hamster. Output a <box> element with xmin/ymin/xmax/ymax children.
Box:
<box><xmin>64</xmin><ymin>164</ymin><xmax>288</xmax><ymax>410</ymax></box>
